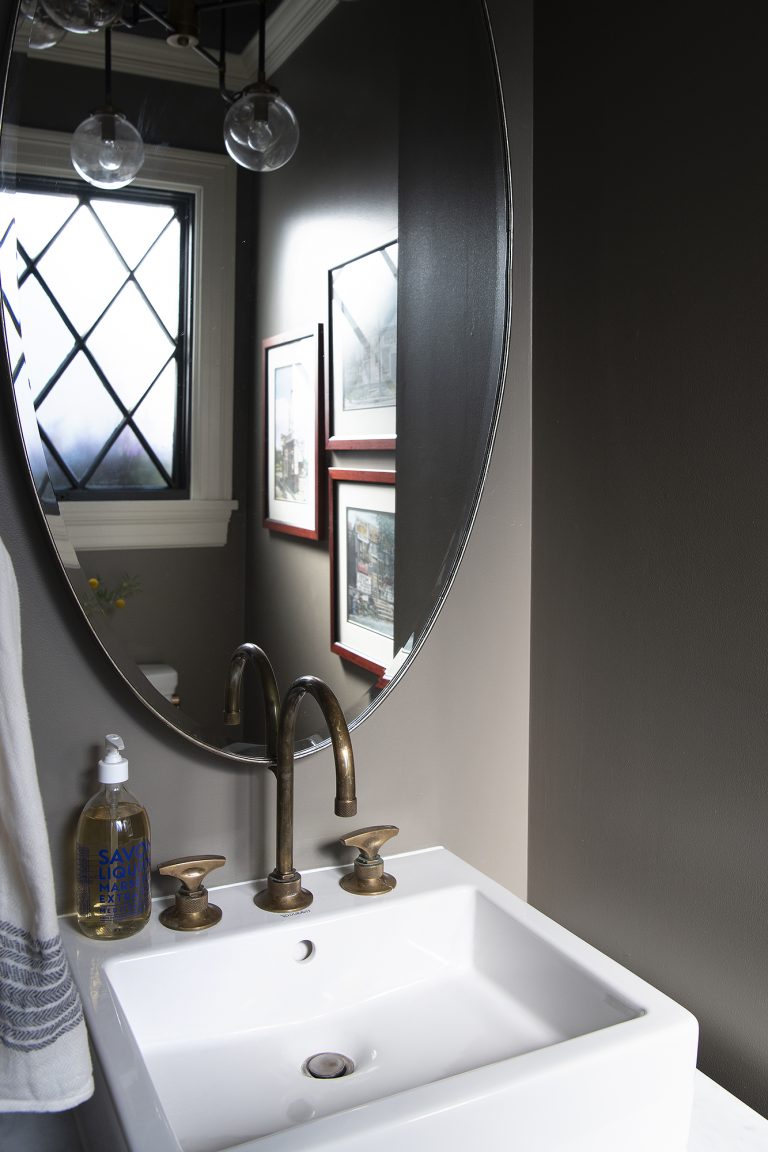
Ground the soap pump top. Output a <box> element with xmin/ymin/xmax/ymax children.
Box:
<box><xmin>98</xmin><ymin>733</ymin><xmax>129</xmax><ymax>784</ymax></box>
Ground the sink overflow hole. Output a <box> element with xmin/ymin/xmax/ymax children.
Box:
<box><xmin>293</xmin><ymin>939</ymin><xmax>315</xmax><ymax>963</ymax></box>
<box><xmin>303</xmin><ymin>1052</ymin><xmax>355</xmax><ymax>1079</ymax></box>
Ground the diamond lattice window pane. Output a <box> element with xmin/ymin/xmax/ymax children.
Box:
<box><xmin>16</xmin><ymin>181</ymin><xmax>190</xmax><ymax>497</ymax></box>
<box><xmin>135</xmin><ymin>219</ymin><xmax>181</xmax><ymax>334</ymax></box>
<box><xmin>36</xmin><ymin>352</ymin><xmax>122</xmax><ymax>481</ymax></box>
<box><xmin>89</xmin><ymin>424</ymin><xmax>165</xmax><ymax>489</ymax></box>
<box><xmin>91</xmin><ymin>199</ymin><xmax>174</xmax><ymax>270</ymax></box>
<box><xmin>133</xmin><ymin>361</ymin><xmax>177</xmax><ymax>475</ymax></box>
<box><xmin>37</xmin><ymin>205</ymin><xmax>127</xmax><ymax>335</ymax></box>
<box><xmin>87</xmin><ymin>280</ymin><xmax>175</xmax><ymax>410</ymax></box>
<box><xmin>18</xmin><ymin>273</ymin><xmax>75</xmax><ymax>399</ymax></box>
<box><xmin>15</xmin><ymin>191</ymin><xmax>78</xmax><ymax>261</ymax></box>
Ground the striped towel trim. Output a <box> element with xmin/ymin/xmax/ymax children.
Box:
<box><xmin>0</xmin><ymin>921</ymin><xmax>84</xmax><ymax>1052</ymax></box>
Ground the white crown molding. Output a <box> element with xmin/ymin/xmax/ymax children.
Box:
<box><xmin>14</xmin><ymin>22</ymin><xmax>229</xmax><ymax>88</ymax></box>
<box><xmin>240</xmin><ymin>0</ymin><xmax>337</xmax><ymax>77</ymax></box>
<box><xmin>12</xmin><ymin>0</ymin><xmax>338</xmax><ymax>89</ymax></box>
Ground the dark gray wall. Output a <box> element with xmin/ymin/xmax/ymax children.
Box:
<box><xmin>396</xmin><ymin>0</ymin><xmax>508</xmax><ymax>650</ymax></box>
<box><xmin>76</xmin><ymin>534</ymin><xmax>246</xmax><ymax>737</ymax></box>
<box><xmin>529</xmin><ymin>0</ymin><xmax>768</xmax><ymax>1119</ymax></box>
<box><xmin>6</xmin><ymin>53</ymin><xmax>226</xmax><ymax>150</ymax></box>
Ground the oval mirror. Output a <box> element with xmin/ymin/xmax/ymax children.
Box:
<box><xmin>0</xmin><ymin>0</ymin><xmax>509</xmax><ymax>763</ymax></box>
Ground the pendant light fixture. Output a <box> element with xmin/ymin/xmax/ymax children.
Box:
<box><xmin>70</xmin><ymin>28</ymin><xmax>145</xmax><ymax>189</ymax></box>
<box><xmin>20</xmin><ymin>0</ymin><xmax>66</xmax><ymax>49</ymax></box>
<box><xmin>222</xmin><ymin>0</ymin><xmax>299</xmax><ymax>173</ymax></box>
<box><xmin>47</xmin><ymin>0</ymin><xmax>300</xmax><ymax>187</ymax></box>
<box><xmin>40</xmin><ymin>0</ymin><xmax>121</xmax><ymax>35</ymax></box>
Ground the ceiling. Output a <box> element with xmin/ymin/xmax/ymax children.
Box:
<box><xmin>16</xmin><ymin>0</ymin><xmax>337</xmax><ymax>91</ymax></box>
<box><xmin>125</xmin><ymin>0</ymin><xmax>284</xmax><ymax>56</ymax></box>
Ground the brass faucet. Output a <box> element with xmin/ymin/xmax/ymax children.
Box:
<box><xmin>255</xmin><ymin>675</ymin><xmax>357</xmax><ymax>913</ymax></box>
<box><xmin>223</xmin><ymin>642</ymin><xmax>280</xmax><ymax>761</ymax></box>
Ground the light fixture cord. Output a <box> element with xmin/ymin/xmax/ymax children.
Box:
<box><xmin>257</xmin><ymin>0</ymin><xmax>265</xmax><ymax>83</ymax></box>
<box><xmin>219</xmin><ymin>1</ymin><xmax>227</xmax><ymax>96</ymax></box>
<box><xmin>104</xmin><ymin>26</ymin><xmax>113</xmax><ymax>109</ymax></box>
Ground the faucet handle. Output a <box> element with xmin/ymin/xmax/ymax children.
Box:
<box><xmin>339</xmin><ymin>826</ymin><xmax>398</xmax><ymax>895</ymax></box>
<box><xmin>158</xmin><ymin>855</ymin><xmax>226</xmax><ymax>931</ymax></box>
<box><xmin>340</xmin><ymin>825</ymin><xmax>399</xmax><ymax>860</ymax></box>
<box><xmin>159</xmin><ymin>855</ymin><xmax>226</xmax><ymax>891</ymax></box>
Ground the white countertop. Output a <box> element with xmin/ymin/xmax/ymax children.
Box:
<box><xmin>691</xmin><ymin>1073</ymin><xmax>768</xmax><ymax>1150</ymax></box>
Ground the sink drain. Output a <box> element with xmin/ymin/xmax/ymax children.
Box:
<box><xmin>303</xmin><ymin>1052</ymin><xmax>355</xmax><ymax>1079</ymax></box>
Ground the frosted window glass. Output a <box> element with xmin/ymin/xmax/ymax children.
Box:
<box><xmin>37</xmin><ymin>206</ymin><xmax>126</xmax><ymax>335</ymax></box>
<box><xmin>91</xmin><ymin>199</ymin><xmax>174</xmax><ymax>270</ymax></box>
<box><xmin>133</xmin><ymin>361</ymin><xmax>176</xmax><ymax>474</ymax></box>
<box><xmin>135</xmin><ymin>220</ymin><xmax>181</xmax><ymax>334</ymax></box>
<box><xmin>15</xmin><ymin>192</ymin><xmax>78</xmax><ymax>260</ymax></box>
<box><xmin>18</xmin><ymin>274</ymin><xmax>75</xmax><ymax>398</ymax></box>
<box><xmin>36</xmin><ymin>352</ymin><xmax>121</xmax><ymax>481</ymax></box>
<box><xmin>88</xmin><ymin>281</ymin><xmax>174</xmax><ymax>409</ymax></box>
<box><xmin>89</xmin><ymin>425</ymin><xmax>165</xmax><ymax>489</ymax></box>
<box><xmin>16</xmin><ymin>183</ymin><xmax>190</xmax><ymax>495</ymax></box>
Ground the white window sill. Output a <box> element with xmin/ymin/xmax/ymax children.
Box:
<box><xmin>60</xmin><ymin>499</ymin><xmax>238</xmax><ymax>551</ymax></box>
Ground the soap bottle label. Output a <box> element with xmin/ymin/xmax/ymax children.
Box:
<box><xmin>77</xmin><ymin>841</ymin><xmax>150</xmax><ymax>920</ymax></box>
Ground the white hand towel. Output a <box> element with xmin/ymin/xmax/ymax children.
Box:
<box><xmin>0</xmin><ymin>538</ymin><xmax>93</xmax><ymax>1111</ymax></box>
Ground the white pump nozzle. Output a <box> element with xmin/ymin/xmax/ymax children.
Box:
<box><xmin>99</xmin><ymin>733</ymin><xmax>129</xmax><ymax>783</ymax></box>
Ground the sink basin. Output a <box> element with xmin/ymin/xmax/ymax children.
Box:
<box><xmin>62</xmin><ymin>848</ymin><xmax>698</xmax><ymax>1152</ymax></box>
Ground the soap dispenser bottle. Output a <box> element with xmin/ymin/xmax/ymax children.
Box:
<box><xmin>75</xmin><ymin>734</ymin><xmax>151</xmax><ymax>939</ymax></box>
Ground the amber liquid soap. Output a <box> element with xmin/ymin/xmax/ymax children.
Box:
<box><xmin>75</xmin><ymin>735</ymin><xmax>151</xmax><ymax>940</ymax></box>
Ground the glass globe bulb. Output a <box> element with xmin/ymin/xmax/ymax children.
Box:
<box><xmin>40</xmin><ymin>0</ymin><xmax>121</xmax><ymax>34</ymax></box>
<box><xmin>70</xmin><ymin>111</ymin><xmax>145</xmax><ymax>189</ymax></box>
<box><xmin>223</xmin><ymin>89</ymin><xmax>299</xmax><ymax>173</ymax></box>
<box><xmin>27</xmin><ymin>8</ymin><xmax>67</xmax><ymax>48</ymax></box>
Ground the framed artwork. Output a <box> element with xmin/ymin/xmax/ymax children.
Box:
<box><xmin>329</xmin><ymin>468</ymin><xmax>396</xmax><ymax>676</ymax></box>
<box><xmin>263</xmin><ymin>325</ymin><xmax>323</xmax><ymax>539</ymax></box>
<box><xmin>327</xmin><ymin>240</ymin><xmax>398</xmax><ymax>450</ymax></box>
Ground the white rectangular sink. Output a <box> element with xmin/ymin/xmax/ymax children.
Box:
<box><xmin>61</xmin><ymin>848</ymin><xmax>698</xmax><ymax>1152</ymax></box>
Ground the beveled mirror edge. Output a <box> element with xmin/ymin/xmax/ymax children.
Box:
<box><xmin>0</xmin><ymin>0</ymin><xmax>512</xmax><ymax>766</ymax></box>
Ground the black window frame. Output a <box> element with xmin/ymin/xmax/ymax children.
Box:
<box><xmin>12</xmin><ymin>174</ymin><xmax>194</xmax><ymax>501</ymax></box>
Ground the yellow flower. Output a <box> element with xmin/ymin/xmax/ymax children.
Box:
<box><xmin>114</xmin><ymin>598</ymin><xmax>126</xmax><ymax>609</ymax></box>
<box><xmin>88</xmin><ymin>577</ymin><xmax>100</xmax><ymax>589</ymax></box>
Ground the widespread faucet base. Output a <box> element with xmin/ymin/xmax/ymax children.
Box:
<box><xmin>340</xmin><ymin>870</ymin><xmax>396</xmax><ymax>896</ymax></box>
<box><xmin>255</xmin><ymin>871</ymin><xmax>313</xmax><ymax>914</ymax></box>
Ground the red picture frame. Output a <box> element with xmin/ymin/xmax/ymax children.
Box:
<box><xmin>326</xmin><ymin>241</ymin><xmax>398</xmax><ymax>450</ymax></box>
<box><xmin>329</xmin><ymin>468</ymin><xmax>396</xmax><ymax>676</ymax></box>
<box><xmin>262</xmin><ymin>325</ymin><xmax>323</xmax><ymax>540</ymax></box>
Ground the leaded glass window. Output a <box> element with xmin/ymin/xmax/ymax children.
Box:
<box><xmin>12</xmin><ymin>179</ymin><xmax>192</xmax><ymax>498</ymax></box>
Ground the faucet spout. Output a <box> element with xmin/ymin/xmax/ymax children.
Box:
<box><xmin>255</xmin><ymin>674</ymin><xmax>357</xmax><ymax>913</ymax></box>
<box><xmin>223</xmin><ymin>642</ymin><xmax>280</xmax><ymax>762</ymax></box>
